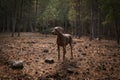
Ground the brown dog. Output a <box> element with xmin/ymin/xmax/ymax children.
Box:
<box><xmin>52</xmin><ymin>27</ymin><xmax>73</xmax><ymax>61</ymax></box>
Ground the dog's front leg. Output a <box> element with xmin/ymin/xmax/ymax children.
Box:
<box><xmin>57</xmin><ymin>45</ymin><xmax>60</xmax><ymax>60</ymax></box>
<box><xmin>63</xmin><ymin>46</ymin><xmax>66</xmax><ymax>61</ymax></box>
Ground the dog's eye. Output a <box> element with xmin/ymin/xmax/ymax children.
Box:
<box><xmin>55</xmin><ymin>29</ymin><xmax>57</xmax><ymax>31</ymax></box>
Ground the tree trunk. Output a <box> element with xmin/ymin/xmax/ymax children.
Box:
<box><xmin>75</xmin><ymin>0</ymin><xmax>81</xmax><ymax>38</ymax></box>
<box><xmin>90</xmin><ymin>0</ymin><xmax>96</xmax><ymax>40</ymax></box>
<box><xmin>35</xmin><ymin>0</ymin><xmax>38</xmax><ymax>31</ymax></box>
<box><xmin>7</xmin><ymin>17</ymin><xmax>10</xmax><ymax>32</ymax></box>
<box><xmin>29</xmin><ymin>20</ymin><xmax>34</xmax><ymax>32</ymax></box>
<box><xmin>2</xmin><ymin>19</ymin><xmax>5</xmax><ymax>32</ymax></box>
<box><xmin>11</xmin><ymin>0</ymin><xmax>17</xmax><ymax>37</ymax></box>
<box><xmin>115</xmin><ymin>18</ymin><xmax>120</xmax><ymax>44</ymax></box>
<box><xmin>17</xmin><ymin>25</ymin><xmax>20</xmax><ymax>37</ymax></box>
<box><xmin>97</xmin><ymin>6</ymin><xmax>101</xmax><ymax>40</ymax></box>
<box><xmin>64</xmin><ymin>16</ymin><xmax>68</xmax><ymax>32</ymax></box>
<box><xmin>90</xmin><ymin>5</ymin><xmax>94</xmax><ymax>40</ymax></box>
<box><xmin>17</xmin><ymin>0</ymin><xmax>24</xmax><ymax>37</ymax></box>
<box><xmin>11</xmin><ymin>16</ymin><xmax>16</xmax><ymax>37</ymax></box>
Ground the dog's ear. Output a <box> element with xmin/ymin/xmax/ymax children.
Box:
<box><xmin>55</xmin><ymin>28</ymin><xmax>63</xmax><ymax>35</ymax></box>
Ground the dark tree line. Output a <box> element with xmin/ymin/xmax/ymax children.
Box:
<box><xmin>0</xmin><ymin>0</ymin><xmax>35</xmax><ymax>36</ymax></box>
<box><xmin>0</xmin><ymin>0</ymin><xmax>120</xmax><ymax>44</ymax></box>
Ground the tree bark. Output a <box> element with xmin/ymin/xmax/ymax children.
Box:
<box><xmin>35</xmin><ymin>0</ymin><xmax>38</xmax><ymax>31</ymax></box>
<box><xmin>11</xmin><ymin>16</ymin><xmax>16</xmax><ymax>37</ymax></box>
<box><xmin>90</xmin><ymin>0</ymin><xmax>96</xmax><ymax>40</ymax></box>
<box><xmin>97</xmin><ymin>5</ymin><xmax>101</xmax><ymax>40</ymax></box>
<box><xmin>75</xmin><ymin>0</ymin><xmax>81</xmax><ymax>38</ymax></box>
<box><xmin>7</xmin><ymin>17</ymin><xmax>10</xmax><ymax>32</ymax></box>
<box><xmin>90</xmin><ymin>4</ymin><xmax>94</xmax><ymax>40</ymax></box>
<box><xmin>11</xmin><ymin>0</ymin><xmax>17</xmax><ymax>37</ymax></box>
<box><xmin>115</xmin><ymin>18</ymin><xmax>120</xmax><ymax>44</ymax></box>
<box><xmin>2</xmin><ymin>19</ymin><xmax>5</xmax><ymax>32</ymax></box>
<box><xmin>17</xmin><ymin>0</ymin><xmax>24</xmax><ymax>37</ymax></box>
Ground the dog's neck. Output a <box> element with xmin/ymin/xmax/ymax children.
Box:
<box><xmin>56</xmin><ymin>31</ymin><xmax>65</xmax><ymax>43</ymax></box>
<box><xmin>57</xmin><ymin>33</ymin><xmax>63</xmax><ymax>39</ymax></box>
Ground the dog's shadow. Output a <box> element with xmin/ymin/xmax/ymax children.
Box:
<box><xmin>55</xmin><ymin>58</ymin><xmax>78</xmax><ymax>73</ymax></box>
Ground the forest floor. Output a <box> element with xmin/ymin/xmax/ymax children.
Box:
<box><xmin>0</xmin><ymin>33</ymin><xmax>120</xmax><ymax>80</ymax></box>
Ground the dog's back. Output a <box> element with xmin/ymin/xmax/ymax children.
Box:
<box><xmin>63</xmin><ymin>34</ymin><xmax>72</xmax><ymax>45</ymax></box>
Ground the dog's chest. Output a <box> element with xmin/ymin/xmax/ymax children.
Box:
<box><xmin>57</xmin><ymin>36</ymin><xmax>69</xmax><ymax>46</ymax></box>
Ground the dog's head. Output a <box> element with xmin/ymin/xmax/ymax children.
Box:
<box><xmin>51</xmin><ymin>27</ymin><xmax>64</xmax><ymax>35</ymax></box>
